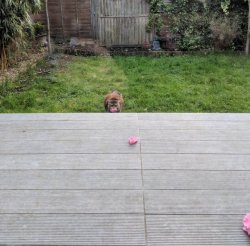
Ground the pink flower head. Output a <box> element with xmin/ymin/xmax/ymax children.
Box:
<box><xmin>128</xmin><ymin>136</ymin><xmax>138</xmax><ymax>145</ymax></box>
<box><xmin>243</xmin><ymin>213</ymin><xmax>250</xmax><ymax>235</ymax></box>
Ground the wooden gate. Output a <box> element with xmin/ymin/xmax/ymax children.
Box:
<box><xmin>91</xmin><ymin>0</ymin><xmax>153</xmax><ymax>46</ymax></box>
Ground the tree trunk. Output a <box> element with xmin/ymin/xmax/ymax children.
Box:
<box><xmin>0</xmin><ymin>44</ymin><xmax>7</xmax><ymax>72</ymax></box>
<box><xmin>246</xmin><ymin>0</ymin><xmax>250</xmax><ymax>54</ymax></box>
<box><xmin>45</xmin><ymin>0</ymin><xmax>52</xmax><ymax>56</ymax></box>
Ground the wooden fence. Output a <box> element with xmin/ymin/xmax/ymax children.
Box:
<box><xmin>33</xmin><ymin>0</ymin><xmax>92</xmax><ymax>39</ymax></box>
<box><xmin>34</xmin><ymin>0</ymin><xmax>174</xmax><ymax>46</ymax></box>
<box><xmin>91</xmin><ymin>0</ymin><xmax>153</xmax><ymax>46</ymax></box>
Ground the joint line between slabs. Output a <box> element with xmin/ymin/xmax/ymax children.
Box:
<box><xmin>138</xmin><ymin>114</ymin><xmax>148</xmax><ymax>246</ymax></box>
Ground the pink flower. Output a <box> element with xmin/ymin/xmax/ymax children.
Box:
<box><xmin>128</xmin><ymin>136</ymin><xmax>138</xmax><ymax>145</ymax></box>
<box><xmin>243</xmin><ymin>213</ymin><xmax>250</xmax><ymax>235</ymax></box>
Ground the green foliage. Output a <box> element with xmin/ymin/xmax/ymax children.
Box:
<box><xmin>146</xmin><ymin>0</ymin><xmax>168</xmax><ymax>32</ymax></box>
<box><xmin>208</xmin><ymin>0</ymin><xmax>247</xmax><ymax>16</ymax></box>
<box><xmin>208</xmin><ymin>0</ymin><xmax>248</xmax><ymax>50</ymax></box>
<box><xmin>33</xmin><ymin>22</ymin><xmax>45</xmax><ymax>37</ymax></box>
<box><xmin>210</xmin><ymin>15</ymin><xmax>240</xmax><ymax>50</ymax></box>
<box><xmin>221</xmin><ymin>0</ymin><xmax>231</xmax><ymax>15</ymax></box>
<box><xmin>154</xmin><ymin>0</ymin><xmax>247</xmax><ymax>51</ymax></box>
<box><xmin>0</xmin><ymin>0</ymin><xmax>41</xmax><ymax>70</ymax></box>
<box><xmin>165</xmin><ymin>0</ymin><xmax>211</xmax><ymax>51</ymax></box>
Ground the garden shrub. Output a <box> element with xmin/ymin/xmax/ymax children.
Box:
<box><xmin>164</xmin><ymin>0</ymin><xmax>248</xmax><ymax>51</ymax></box>
<box><xmin>165</xmin><ymin>0</ymin><xmax>211</xmax><ymax>51</ymax></box>
<box><xmin>33</xmin><ymin>22</ymin><xmax>45</xmax><ymax>37</ymax></box>
<box><xmin>146</xmin><ymin>0</ymin><xmax>168</xmax><ymax>33</ymax></box>
<box><xmin>209</xmin><ymin>15</ymin><xmax>240</xmax><ymax>50</ymax></box>
<box><xmin>207</xmin><ymin>0</ymin><xmax>248</xmax><ymax>50</ymax></box>
<box><xmin>0</xmin><ymin>0</ymin><xmax>41</xmax><ymax>70</ymax></box>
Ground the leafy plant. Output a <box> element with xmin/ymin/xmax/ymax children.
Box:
<box><xmin>0</xmin><ymin>0</ymin><xmax>41</xmax><ymax>71</ymax></box>
<box><xmin>208</xmin><ymin>0</ymin><xmax>248</xmax><ymax>50</ymax></box>
<box><xmin>33</xmin><ymin>22</ymin><xmax>45</xmax><ymax>37</ymax></box>
<box><xmin>210</xmin><ymin>15</ymin><xmax>240</xmax><ymax>50</ymax></box>
<box><xmin>146</xmin><ymin>0</ymin><xmax>168</xmax><ymax>32</ymax></box>
<box><xmin>221</xmin><ymin>0</ymin><xmax>231</xmax><ymax>15</ymax></box>
<box><xmin>165</xmin><ymin>0</ymin><xmax>211</xmax><ymax>51</ymax></box>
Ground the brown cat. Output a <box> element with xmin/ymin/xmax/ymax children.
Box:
<box><xmin>104</xmin><ymin>90</ymin><xmax>124</xmax><ymax>113</ymax></box>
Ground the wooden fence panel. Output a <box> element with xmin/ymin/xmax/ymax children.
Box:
<box><xmin>33</xmin><ymin>0</ymin><xmax>92</xmax><ymax>39</ymax></box>
<box><xmin>78</xmin><ymin>0</ymin><xmax>92</xmax><ymax>37</ymax></box>
<box><xmin>91</xmin><ymin>0</ymin><xmax>153</xmax><ymax>46</ymax></box>
<box><xmin>47</xmin><ymin>0</ymin><xmax>64</xmax><ymax>39</ymax></box>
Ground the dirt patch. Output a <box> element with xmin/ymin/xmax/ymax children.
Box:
<box><xmin>56</xmin><ymin>41</ymin><xmax>183</xmax><ymax>57</ymax></box>
<box><xmin>56</xmin><ymin>39</ymin><xmax>110</xmax><ymax>56</ymax></box>
<box><xmin>0</xmin><ymin>45</ymin><xmax>46</xmax><ymax>83</ymax></box>
<box><xmin>0</xmin><ymin>37</ymin><xmax>184</xmax><ymax>84</ymax></box>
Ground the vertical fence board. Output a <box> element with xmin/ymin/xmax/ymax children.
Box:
<box><xmin>92</xmin><ymin>0</ymin><xmax>153</xmax><ymax>46</ymax></box>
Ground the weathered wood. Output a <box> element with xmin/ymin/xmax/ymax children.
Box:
<box><xmin>138</xmin><ymin>113</ymin><xmax>250</xmax><ymax>121</ymax></box>
<box><xmin>0</xmin><ymin>154</ymin><xmax>141</xmax><ymax>170</ymax></box>
<box><xmin>0</xmin><ymin>190</ymin><xmax>143</xmax><ymax>213</ymax></box>
<box><xmin>144</xmin><ymin>190</ymin><xmax>250</xmax><ymax>214</ymax></box>
<box><xmin>141</xmin><ymin>140</ymin><xmax>250</xmax><ymax>154</ymax></box>
<box><xmin>146</xmin><ymin>215</ymin><xmax>250</xmax><ymax>245</ymax></box>
<box><xmin>0</xmin><ymin>113</ymin><xmax>138</xmax><ymax>121</ymax></box>
<box><xmin>0</xmin><ymin>170</ymin><xmax>142</xmax><ymax>189</ymax></box>
<box><xmin>139</xmin><ymin>120</ymin><xmax>250</xmax><ymax>130</ymax></box>
<box><xmin>92</xmin><ymin>0</ymin><xmax>153</xmax><ymax>46</ymax></box>
<box><xmin>0</xmin><ymin>214</ymin><xmax>145</xmax><ymax>245</ymax></box>
<box><xmin>0</xmin><ymin>139</ymin><xmax>140</xmax><ymax>154</ymax></box>
<box><xmin>1</xmin><ymin>113</ymin><xmax>249</xmax><ymax>121</ymax></box>
<box><xmin>0</xmin><ymin>120</ymin><xmax>139</xmax><ymax>130</ymax></box>
<box><xmin>0</xmin><ymin>129</ymin><xmax>139</xmax><ymax>141</ymax></box>
<box><xmin>0</xmin><ymin>113</ymin><xmax>250</xmax><ymax>245</ymax></box>
<box><xmin>140</xmin><ymin>129</ymin><xmax>250</xmax><ymax>141</ymax></box>
<box><xmin>142</xmin><ymin>154</ymin><xmax>250</xmax><ymax>170</ymax></box>
<box><xmin>34</xmin><ymin>0</ymin><xmax>92</xmax><ymax>38</ymax></box>
<box><xmin>143</xmin><ymin>170</ymin><xmax>250</xmax><ymax>190</ymax></box>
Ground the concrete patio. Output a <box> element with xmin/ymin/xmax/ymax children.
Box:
<box><xmin>0</xmin><ymin>113</ymin><xmax>250</xmax><ymax>245</ymax></box>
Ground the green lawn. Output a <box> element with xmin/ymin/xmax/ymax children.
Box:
<box><xmin>1</xmin><ymin>53</ymin><xmax>250</xmax><ymax>112</ymax></box>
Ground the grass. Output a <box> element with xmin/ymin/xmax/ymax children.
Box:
<box><xmin>0</xmin><ymin>53</ymin><xmax>250</xmax><ymax>112</ymax></box>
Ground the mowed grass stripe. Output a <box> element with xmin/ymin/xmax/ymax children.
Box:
<box><xmin>1</xmin><ymin>53</ymin><xmax>250</xmax><ymax>112</ymax></box>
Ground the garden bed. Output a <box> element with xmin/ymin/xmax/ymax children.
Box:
<box><xmin>0</xmin><ymin>49</ymin><xmax>46</xmax><ymax>83</ymax></box>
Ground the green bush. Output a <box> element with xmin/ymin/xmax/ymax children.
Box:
<box><xmin>0</xmin><ymin>0</ymin><xmax>41</xmax><ymax>70</ymax></box>
<box><xmin>33</xmin><ymin>22</ymin><xmax>45</xmax><ymax>37</ymax></box>
<box><xmin>146</xmin><ymin>0</ymin><xmax>168</xmax><ymax>33</ymax></box>
<box><xmin>165</xmin><ymin>0</ymin><xmax>248</xmax><ymax>51</ymax></box>
<box><xmin>207</xmin><ymin>0</ymin><xmax>248</xmax><ymax>50</ymax></box>
<box><xmin>166</xmin><ymin>0</ymin><xmax>211</xmax><ymax>51</ymax></box>
<box><xmin>210</xmin><ymin>15</ymin><xmax>240</xmax><ymax>50</ymax></box>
